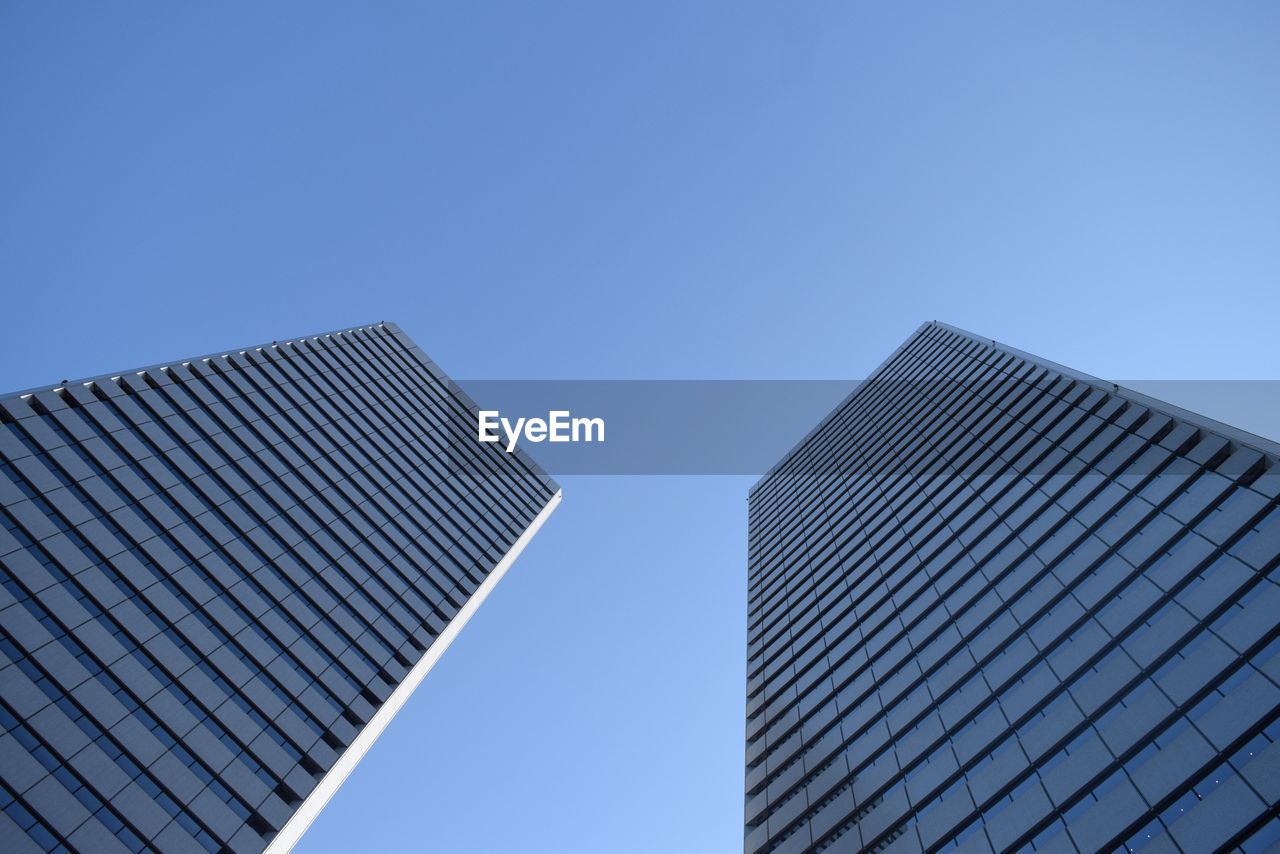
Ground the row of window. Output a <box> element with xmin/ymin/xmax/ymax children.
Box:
<box><xmin>745</xmin><ymin>325</ymin><xmax>1278</xmax><ymax>853</ymax></box>
<box><xmin>0</xmin><ymin>324</ymin><xmax>556</xmax><ymax>851</ymax></box>
<box><xmin>748</xmin><ymin>363</ymin><xmax>1190</xmax><ymax>788</ymax></box>
<box><xmin>748</xmin><ymin>332</ymin><xmax>1235</xmax><ymax>779</ymax></box>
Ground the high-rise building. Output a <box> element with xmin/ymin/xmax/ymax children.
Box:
<box><xmin>0</xmin><ymin>323</ymin><xmax>560</xmax><ymax>853</ymax></box>
<box><xmin>746</xmin><ymin>322</ymin><xmax>1280</xmax><ymax>853</ymax></box>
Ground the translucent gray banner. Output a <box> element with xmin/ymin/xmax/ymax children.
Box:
<box><xmin>452</xmin><ymin>380</ymin><xmax>1280</xmax><ymax>476</ymax></box>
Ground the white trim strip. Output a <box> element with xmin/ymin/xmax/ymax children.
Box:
<box><xmin>265</xmin><ymin>488</ymin><xmax>562</xmax><ymax>853</ymax></box>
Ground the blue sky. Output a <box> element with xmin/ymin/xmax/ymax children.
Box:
<box><xmin>2</xmin><ymin>4</ymin><xmax>1279</xmax><ymax>852</ymax></box>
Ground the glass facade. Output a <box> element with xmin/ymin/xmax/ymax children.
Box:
<box><xmin>0</xmin><ymin>323</ymin><xmax>559</xmax><ymax>853</ymax></box>
<box><xmin>746</xmin><ymin>322</ymin><xmax>1280</xmax><ymax>853</ymax></box>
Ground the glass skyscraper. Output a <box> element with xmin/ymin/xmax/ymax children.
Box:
<box><xmin>0</xmin><ymin>323</ymin><xmax>560</xmax><ymax>853</ymax></box>
<box><xmin>746</xmin><ymin>322</ymin><xmax>1280</xmax><ymax>853</ymax></box>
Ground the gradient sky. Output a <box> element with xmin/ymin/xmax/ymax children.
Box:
<box><xmin>2</xmin><ymin>4</ymin><xmax>1279</xmax><ymax>852</ymax></box>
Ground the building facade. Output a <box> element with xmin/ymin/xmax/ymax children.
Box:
<box><xmin>746</xmin><ymin>322</ymin><xmax>1280</xmax><ymax>853</ymax></box>
<box><xmin>0</xmin><ymin>323</ymin><xmax>560</xmax><ymax>853</ymax></box>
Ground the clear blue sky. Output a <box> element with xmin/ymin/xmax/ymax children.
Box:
<box><xmin>2</xmin><ymin>4</ymin><xmax>1279</xmax><ymax>853</ymax></box>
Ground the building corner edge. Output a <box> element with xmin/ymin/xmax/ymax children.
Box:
<box><xmin>264</xmin><ymin>488</ymin><xmax>563</xmax><ymax>853</ymax></box>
